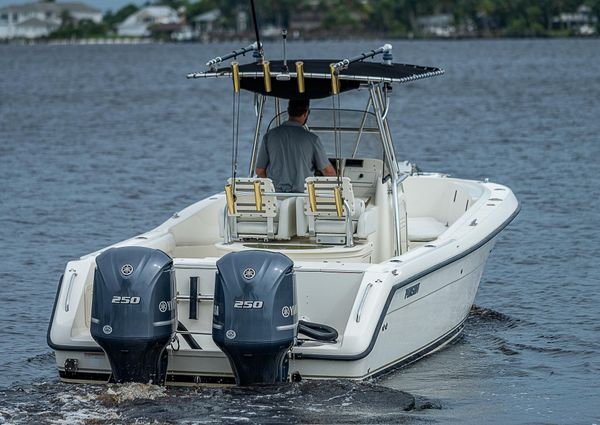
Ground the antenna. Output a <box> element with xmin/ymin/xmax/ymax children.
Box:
<box><xmin>249</xmin><ymin>0</ymin><xmax>264</xmax><ymax>62</ymax></box>
<box><xmin>282</xmin><ymin>29</ymin><xmax>288</xmax><ymax>71</ymax></box>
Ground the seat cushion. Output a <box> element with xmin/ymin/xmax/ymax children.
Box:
<box><xmin>297</xmin><ymin>198</ymin><xmax>365</xmax><ymax>236</ymax></box>
<box><xmin>276</xmin><ymin>197</ymin><xmax>296</xmax><ymax>240</ymax></box>
<box><xmin>407</xmin><ymin>217</ymin><xmax>447</xmax><ymax>242</ymax></box>
<box><xmin>314</xmin><ymin>219</ymin><xmax>358</xmax><ymax>234</ymax></box>
<box><xmin>356</xmin><ymin>206</ymin><xmax>377</xmax><ymax>238</ymax></box>
<box><xmin>237</xmin><ymin>221</ymin><xmax>279</xmax><ymax>236</ymax></box>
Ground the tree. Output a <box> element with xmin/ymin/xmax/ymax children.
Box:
<box><xmin>103</xmin><ymin>3</ymin><xmax>140</xmax><ymax>32</ymax></box>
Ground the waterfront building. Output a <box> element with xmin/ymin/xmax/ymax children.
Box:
<box><xmin>0</xmin><ymin>1</ymin><xmax>102</xmax><ymax>39</ymax></box>
<box><xmin>416</xmin><ymin>14</ymin><xmax>456</xmax><ymax>38</ymax></box>
<box><xmin>553</xmin><ymin>4</ymin><xmax>598</xmax><ymax>35</ymax></box>
<box><xmin>117</xmin><ymin>6</ymin><xmax>180</xmax><ymax>37</ymax></box>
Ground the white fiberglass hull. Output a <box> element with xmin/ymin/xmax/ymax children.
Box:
<box><xmin>48</xmin><ymin>175</ymin><xmax>519</xmax><ymax>384</ymax></box>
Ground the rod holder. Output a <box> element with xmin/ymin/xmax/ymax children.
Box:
<box><xmin>262</xmin><ymin>61</ymin><xmax>272</xmax><ymax>93</ymax></box>
<box><xmin>253</xmin><ymin>180</ymin><xmax>263</xmax><ymax>211</ymax></box>
<box><xmin>334</xmin><ymin>186</ymin><xmax>344</xmax><ymax>217</ymax></box>
<box><xmin>296</xmin><ymin>61</ymin><xmax>305</xmax><ymax>93</ymax></box>
<box><xmin>231</xmin><ymin>62</ymin><xmax>240</xmax><ymax>93</ymax></box>
<box><xmin>330</xmin><ymin>63</ymin><xmax>339</xmax><ymax>95</ymax></box>
<box><xmin>307</xmin><ymin>181</ymin><xmax>317</xmax><ymax>213</ymax></box>
<box><xmin>225</xmin><ymin>184</ymin><xmax>236</xmax><ymax>215</ymax></box>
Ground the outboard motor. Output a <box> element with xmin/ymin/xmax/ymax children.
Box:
<box><xmin>213</xmin><ymin>251</ymin><xmax>297</xmax><ymax>386</ymax></box>
<box><xmin>90</xmin><ymin>247</ymin><xmax>175</xmax><ymax>384</ymax></box>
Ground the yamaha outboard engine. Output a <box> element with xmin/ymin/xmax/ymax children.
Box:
<box><xmin>90</xmin><ymin>247</ymin><xmax>175</xmax><ymax>384</ymax></box>
<box><xmin>213</xmin><ymin>251</ymin><xmax>297</xmax><ymax>386</ymax></box>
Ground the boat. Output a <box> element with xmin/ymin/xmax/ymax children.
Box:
<box><xmin>47</xmin><ymin>39</ymin><xmax>519</xmax><ymax>386</ymax></box>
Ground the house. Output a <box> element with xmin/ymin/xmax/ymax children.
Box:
<box><xmin>416</xmin><ymin>14</ymin><xmax>456</xmax><ymax>37</ymax></box>
<box><xmin>151</xmin><ymin>22</ymin><xmax>193</xmax><ymax>42</ymax></box>
<box><xmin>117</xmin><ymin>6</ymin><xmax>180</xmax><ymax>37</ymax></box>
<box><xmin>0</xmin><ymin>1</ymin><xmax>102</xmax><ymax>39</ymax></box>
<box><xmin>553</xmin><ymin>4</ymin><xmax>598</xmax><ymax>35</ymax></box>
<box><xmin>12</xmin><ymin>17</ymin><xmax>57</xmax><ymax>39</ymax></box>
<box><xmin>190</xmin><ymin>9</ymin><xmax>221</xmax><ymax>40</ymax></box>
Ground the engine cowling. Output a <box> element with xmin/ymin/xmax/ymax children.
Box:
<box><xmin>212</xmin><ymin>250</ymin><xmax>297</xmax><ymax>386</ymax></box>
<box><xmin>90</xmin><ymin>247</ymin><xmax>175</xmax><ymax>384</ymax></box>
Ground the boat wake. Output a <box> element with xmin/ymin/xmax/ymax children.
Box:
<box><xmin>468</xmin><ymin>305</ymin><xmax>518</xmax><ymax>325</ymax></box>
<box><xmin>464</xmin><ymin>305</ymin><xmax>526</xmax><ymax>359</ymax></box>
<box><xmin>0</xmin><ymin>380</ymin><xmax>440</xmax><ymax>424</ymax></box>
<box><xmin>96</xmin><ymin>382</ymin><xmax>167</xmax><ymax>404</ymax></box>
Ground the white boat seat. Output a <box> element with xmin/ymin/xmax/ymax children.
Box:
<box><xmin>236</xmin><ymin>218</ymin><xmax>280</xmax><ymax>236</ymax></box>
<box><xmin>298</xmin><ymin>177</ymin><xmax>364</xmax><ymax>245</ymax></box>
<box><xmin>223</xmin><ymin>178</ymin><xmax>296</xmax><ymax>241</ymax></box>
<box><xmin>307</xmin><ymin>198</ymin><xmax>365</xmax><ymax>234</ymax></box>
<box><xmin>407</xmin><ymin>217</ymin><xmax>448</xmax><ymax>242</ymax></box>
<box><xmin>356</xmin><ymin>206</ymin><xmax>378</xmax><ymax>239</ymax></box>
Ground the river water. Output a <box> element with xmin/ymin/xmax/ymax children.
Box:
<box><xmin>0</xmin><ymin>39</ymin><xmax>599</xmax><ymax>424</ymax></box>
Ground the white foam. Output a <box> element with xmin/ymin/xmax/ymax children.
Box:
<box><xmin>102</xmin><ymin>382</ymin><xmax>167</xmax><ymax>403</ymax></box>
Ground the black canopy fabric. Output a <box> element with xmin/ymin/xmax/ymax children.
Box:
<box><xmin>188</xmin><ymin>59</ymin><xmax>443</xmax><ymax>99</ymax></box>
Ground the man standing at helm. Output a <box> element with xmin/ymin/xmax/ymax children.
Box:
<box><xmin>256</xmin><ymin>99</ymin><xmax>336</xmax><ymax>193</ymax></box>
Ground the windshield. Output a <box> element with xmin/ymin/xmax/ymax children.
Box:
<box><xmin>265</xmin><ymin>108</ymin><xmax>384</xmax><ymax>160</ymax></box>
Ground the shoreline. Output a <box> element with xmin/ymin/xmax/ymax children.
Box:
<box><xmin>1</xmin><ymin>34</ymin><xmax>599</xmax><ymax>46</ymax></box>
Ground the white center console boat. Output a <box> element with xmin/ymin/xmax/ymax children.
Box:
<box><xmin>48</xmin><ymin>42</ymin><xmax>519</xmax><ymax>386</ymax></box>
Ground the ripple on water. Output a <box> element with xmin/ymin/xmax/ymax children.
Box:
<box><xmin>0</xmin><ymin>380</ymin><xmax>442</xmax><ymax>425</ymax></box>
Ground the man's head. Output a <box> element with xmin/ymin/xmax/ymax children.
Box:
<box><xmin>288</xmin><ymin>99</ymin><xmax>310</xmax><ymax>124</ymax></box>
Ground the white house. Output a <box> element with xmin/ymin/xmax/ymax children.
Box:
<box><xmin>553</xmin><ymin>4</ymin><xmax>598</xmax><ymax>35</ymax></box>
<box><xmin>416</xmin><ymin>14</ymin><xmax>456</xmax><ymax>37</ymax></box>
<box><xmin>191</xmin><ymin>9</ymin><xmax>220</xmax><ymax>33</ymax></box>
<box><xmin>0</xmin><ymin>1</ymin><xmax>102</xmax><ymax>39</ymax></box>
<box><xmin>117</xmin><ymin>6</ymin><xmax>180</xmax><ymax>37</ymax></box>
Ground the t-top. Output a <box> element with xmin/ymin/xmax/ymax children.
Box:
<box><xmin>256</xmin><ymin>121</ymin><xmax>330</xmax><ymax>193</ymax></box>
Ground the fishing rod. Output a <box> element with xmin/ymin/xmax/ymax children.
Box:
<box><xmin>205</xmin><ymin>42</ymin><xmax>261</xmax><ymax>71</ymax></box>
<box><xmin>332</xmin><ymin>44</ymin><xmax>393</xmax><ymax>71</ymax></box>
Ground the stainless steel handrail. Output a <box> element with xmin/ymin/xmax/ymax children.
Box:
<box><xmin>64</xmin><ymin>269</ymin><xmax>77</xmax><ymax>312</ymax></box>
<box><xmin>356</xmin><ymin>282</ymin><xmax>374</xmax><ymax>322</ymax></box>
<box><xmin>344</xmin><ymin>199</ymin><xmax>355</xmax><ymax>248</ymax></box>
<box><xmin>176</xmin><ymin>295</ymin><xmax>214</xmax><ymax>302</ymax></box>
<box><xmin>222</xmin><ymin>204</ymin><xmax>232</xmax><ymax>244</ymax></box>
<box><xmin>177</xmin><ymin>330</ymin><xmax>212</xmax><ymax>336</ymax></box>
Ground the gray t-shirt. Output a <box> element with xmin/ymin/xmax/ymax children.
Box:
<box><xmin>256</xmin><ymin>121</ymin><xmax>330</xmax><ymax>193</ymax></box>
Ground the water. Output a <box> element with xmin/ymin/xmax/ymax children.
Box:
<box><xmin>1</xmin><ymin>39</ymin><xmax>599</xmax><ymax>424</ymax></box>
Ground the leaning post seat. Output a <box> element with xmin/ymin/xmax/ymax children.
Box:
<box><xmin>223</xmin><ymin>177</ymin><xmax>296</xmax><ymax>241</ymax></box>
<box><xmin>298</xmin><ymin>177</ymin><xmax>365</xmax><ymax>246</ymax></box>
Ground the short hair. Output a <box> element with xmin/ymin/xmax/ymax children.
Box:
<box><xmin>288</xmin><ymin>99</ymin><xmax>310</xmax><ymax>117</ymax></box>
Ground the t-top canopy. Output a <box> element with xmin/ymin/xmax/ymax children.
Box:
<box><xmin>187</xmin><ymin>59</ymin><xmax>443</xmax><ymax>99</ymax></box>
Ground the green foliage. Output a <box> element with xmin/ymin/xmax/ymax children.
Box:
<box><xmin>48</xmin><ymin>17</ymin><xmax>108</xmax><ymax>39</ymax></box>
<box><xmin>46</xmin><ymin>0</ymin><xmax>600</xmax><ymax>39</ymax></box>
<box><xmin>103</xmin><ymin>3</ymin><xmax>139</xmax><ymax>31</ymax></box>
<box><xmin>186</xmin><ymin>0</ymin><xmax>220</xmax><ymax>20</ymax></box>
